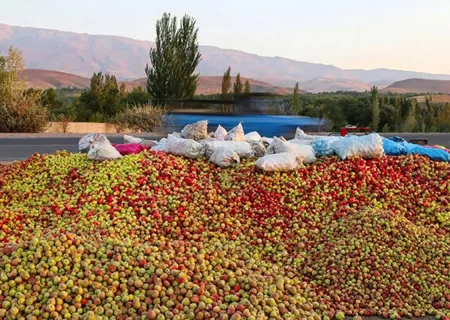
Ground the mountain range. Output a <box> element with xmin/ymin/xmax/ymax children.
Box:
<box><xmin>2</xmin><ymin>23</ymin><xmax>450</xmax><ymax>92</ymax></box>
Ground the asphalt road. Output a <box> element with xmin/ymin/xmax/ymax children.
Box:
<box><xmin>0</xmin><ymin>133</ymin><xmax>449</xmax><ymax>162</ymax></box>
<box><xmin>0</xmin><ymin>134</ymin><xmax>163</xmax><ymax>162</ymax></box>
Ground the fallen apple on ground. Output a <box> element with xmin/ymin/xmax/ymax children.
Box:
<box><xmin>0</xmin><ymin>150</ymin><xmax>449</xmax><ymax>320</ymax></box>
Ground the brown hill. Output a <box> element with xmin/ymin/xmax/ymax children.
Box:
<box><xmin>21</xmin><ymin>69</ymin><xmax>291</xmax><ymax>95</ymax></box>
<box><xmin>3</xmin><ymin>23</ymin><xmax>450</xmax><ymax>91</ymax></box>
<box><xmin>21</xmin><ymin>69</ymin><xmax>90</xmax><ymax>89</ymax></box>
<box><xmin>298</xmin><ymin>78</ymin><xmax>372</xmax><ymax>93</ymax></box>
<box><xmin>382</xmin><ymin>78</ymin><xmax>450</xmax><ymax>94</ymax></box>
<box><xmin>123</xmin><ymin>76</ymin><xmax>292</xmax><ymax>95</ymax></box>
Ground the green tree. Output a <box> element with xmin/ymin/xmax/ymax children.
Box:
<box><xmin>370</xmin><ymin>86</ymin><xmax>380</xmax><ymax>131</ymax></box>
<box><xmin>292</xmin><ymin>82</ymin><xmax>300</xmax><ymax>115</ymax></box>
<box><xmin>122</xmin><ymin>86</ymin><xmax>152</xmax><ymax>106</ymax></box>
<box><xmin>436</xmin><ymin>103</ymin><xmax>450</xmax><ymax>131</ymax></box>
<box><xmin>425</xmin><ymin>96</ymin><xmax>437</xmax><ymax>131</ymax></box>
<box><xmin>324</xmin><ymin>101</ymin><xmax>346</xmax><ymax>131</ymax></box>
<box><xmin>146</xmin><ymin>13</ymin><xmax>202</xmax><ymax>105</ymax></box>
<box><xmin>41</xmin><ymin>88</ymin><xmax>62</xmax><ymax>109</ymax></box>
<box><xmin>221</xmin><ymin>66</ymin><xmax>231</xmax><ymax>97</ymax></box>
<box><xmin>379</xmin><ymin>104</ymin><xmax>399</xmax><ymax>132</ymax></box>
<box><xmin>40</xmin><ymin>88</ymin><xmax>77</xmax><ymax>120</ymax></box>
<box><xmin>244</xmin><ymin>80</ymin><xmax>251</xmax><ymax>93</ymax></box>
<box><xmin>403</xmin><ymin>99</ymin><xmax>417</xmax><ymax>132</ymax></box>
<box><xmin>381</xmin><ymin>123</ymin><xmax>391</xmax><ymax>132</ymax></box>
<box><xmin>221</xmin><ymin>66</ymin><xmax>232</xmax><ymax>112</ymax></box>
<box><xmin>78</xmin><ymin>72</ymin><xmax>122</xmax><ymax>121</ymax></box>
<box><xmin>119</xmin><ymin>83</ymin><xmax>127</xmax><ymax>97</ymax></box>
<box><xmin>233</xmin><ymin>73</ymin><xmax>243</xmax><ymax>94</ymax></box>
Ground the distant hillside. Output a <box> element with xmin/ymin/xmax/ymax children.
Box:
<box><xmin>382</xmin><ymin>78</ymin><xmax>450</xmax><ymax>94</ymax></box>
<box><xmin>3</xmin><ymin>23</ymin><xmax>450</xmax><ymax>91</ymax></box>
<box><xmin>298</xmin><ymin>78</ymin><xmax>372</xmax><ymax>93</ymax></box>
<box><xmin>21</xmin><ymin>69</ymin><xmax>90</xmax><ymax>89</ymax></box>
<box><xmin>123</xmin><ymin>76</ymin><xmax>292</xmax><ymax>95</ymax></box>
<box><xmin>21</xmin><ymin>69</ymin><xmax>291</xmax><ymax>95</ymax></box>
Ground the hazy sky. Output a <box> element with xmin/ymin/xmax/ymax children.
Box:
<box><xmin>1</xmin><ymin>0</ymin><xmax>450</xmax><ymax>74</ymax></box>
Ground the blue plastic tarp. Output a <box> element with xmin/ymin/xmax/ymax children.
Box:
<box><xmin>387</xmin><ymin>136</ymin><xmax>450</xmax><ymax>162</ymax></box>
<box><xmin>404</xmin><ymin>143</ymin><xmax>450</xmax><ymax>162</ymax></box>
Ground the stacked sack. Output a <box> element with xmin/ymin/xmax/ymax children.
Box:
<box><xmin>255</xmin><ymin>137</ymin><xmax>317</xmax><ymax>172</ymax></box>
<box><xmin>79</xmin><ymin>133</ymin><xmax>155</xmax><ymax>160</ymax></box>
<box><xmin>78</xmin><ymin>134</ymin><xmax>123</xmax><ymax>161</ymax></box>
<box><xmin>150</xmin><ymin>121</ymin><xmax>261</xmax><ymax>168</ymax></box>
<box><xmin>81</xmin><ymin>124</ymin><xmax>448</xmax><ymax>169</ymax></box>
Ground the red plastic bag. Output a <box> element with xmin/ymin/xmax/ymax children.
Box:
<box><xmin>112</xmin><ymin>143</ymin><xmax>149</xmax><ymax>155</ymax></box>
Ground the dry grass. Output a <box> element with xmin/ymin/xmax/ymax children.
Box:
<box><xmin>413</xmin><ymin>94</ymin><xmax>450</xmax><ymax>104</ymax></box>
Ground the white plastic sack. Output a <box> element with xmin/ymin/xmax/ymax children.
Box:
<box><xmin>198</xmin><ymin>137</ymin><xmax>217</xmax><ymax>144</ymax></box>
<box><xmin>255</xmin><ymin>152</ymin><xmax>299</xmax><ymax>172</ymax></box>
<box><xmin>159</xmin><ymin>137</ymin><xmax>167</xmax><ymax>144</ymax></box>
<box><xmin>202</xmin><ymin>141</ymin><xmax>254</xmax><ymax>158</ymax></box>
<box><xmin>209</xmin><ymin>148</ymin><xmax>240</xmax><ymax>168</ymax></box>
<box><xmin>288</xmin><ymin>139</ymin><xmax>312</xmax><ymax>146</ymax></box>
<box><xmin>332</xmin><ymin>133</ymin><xmax>384</xmax><ymax>160</ymax></box>
<box><xmin>79</xmin><ymin>134</ymin><xmax>110</xmax><ymax>153</ymax></box>
<box><xmin>261</xmin><ymin>136</ymin><xmax>285</xmax><ymax>148</ymax></box>
<box><xmin>181</xmin><ymin>120</ymin><xmax>208</xmax><ymax>141</ymax></box>
<box><xmin>260</xmin><ymin>137</ymin><xmax>274</xmax><ymax>148</ymax></box>
<box><xmin>165</xmin><ymin>135</ymin><xmax>205</xmax><ymax>159</ymax></box>
<box><xmin>265</xmin><ymin>137</ymin><xmax>286</xmax><ymax>155</ymax></box>
<box><xmin>150</xmin><ymin>144</ymin><xmax>168</xmax><ymax>152</ymax></box>
<box><xmin>244</xmin><ymin>131</ymin><xmax>262</xmax><ymax>142</ymax></box>
<box><xmin>214</xmin><ymin>125</ymin><xmax>228</xmax><ymax>140</ymax></box>
<box><xmin>266</xmin><ymin>137</ymin><xmax>316</xmax><ymax>163</ymax></box>
<box><xmin>124</xmin><ymin>134</ymin><xmax>143</xmax><ymax>144</ymax></box>
<box><xmin>150</xmin><ymin>137</ymin><xmax>169</xmax><ymax>152</ymax></box>
<box><xmin>124</xmin><ymin>134</ymin><xmax>157</xmax><ymax>147</ymax></box>
<box><xmin>87</xmin><ymin>142</ymin><xmax>122</xmax><ymax>161</ymax></box>
<box><xmin>248</xmin><ymin>141</ymin><xmax>266</xmax><ymax>158</ymax></box>
<box><xmin>294</xmin><ymin>128</ymin><xmax>324</xmax><ymax>141</ymax></box>
<box><xmin>225</xmin><ymin>123</ymin><xmax>245</xmax><ymax>142</ymax></box>
<box><xmin>290</xmin><ymin>144</ymin><xmax>317</xmax><ymax>164</ymax></box>
<box><xmin>141</xmin><ymin>140</ymin><xmax>158</xmax><ymax>147</ymax></box>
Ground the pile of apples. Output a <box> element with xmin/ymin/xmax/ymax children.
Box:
<box><xmin>0</xmin><ymin>150</ymin><xmax>449</xmax><ymax>319</ymax></box>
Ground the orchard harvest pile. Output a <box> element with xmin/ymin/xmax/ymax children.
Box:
<box><xmin>0</xmin><ymin>150</ymin><xmax>449</xmax><ymax>320</ymax></box>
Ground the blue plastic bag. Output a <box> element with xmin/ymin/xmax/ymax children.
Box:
<box><xmin>382</xmin><ymin>138</ymin><xmax>406</xmax><ymax>156</ymax></box>
<box><xmin>387</xmin><ymin>136</ymin><xmax>408</xmax><ymax>144</ymax></box>
<box><xmin>312</xmin><ymin>137</ymin><xmax>342</xmax><ymax>157</ymax></box>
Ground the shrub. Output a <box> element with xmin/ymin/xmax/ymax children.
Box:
<box><xmin>54</xmin><ymin>114</ymin><xmax>73</xmax><ymax>133</ymax></box>
<box><xmin>0</xmin><ymin>46</ymin><xmax>49</xmax><ymax>133</ymax></box>
<box><xmin>0</xmin><ymin>94</ymin><xmax>49</xmax><ymax>133</ymax></box>
<box><xmin>89</xmin><ymin>112</ymin><xmax>106</xmax><ymax>123</ymax></box>
<box><xmin>113</xmin><ymin>105</ymin><xmax>164</xmax><ymax>132</ymax></box>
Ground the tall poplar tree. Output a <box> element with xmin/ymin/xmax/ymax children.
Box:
<box><xmin>146</xmin><ymin>13</ymin><xmax>202</xmax><ymax>105</ymax></box>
